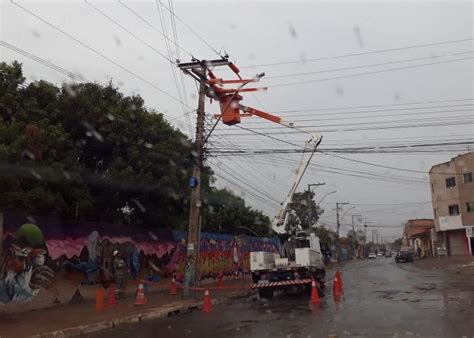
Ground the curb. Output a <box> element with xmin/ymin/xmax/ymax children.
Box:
<box><xmin>29</xmin><ymin>290</ymin><xmax>253</xmax><ymax>338</ymax></box>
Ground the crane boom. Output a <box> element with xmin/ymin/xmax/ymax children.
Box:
<box><xmin>271</xmin><ymin>134</ymin><xmax>322</xmax><ymax>234</ymax></box>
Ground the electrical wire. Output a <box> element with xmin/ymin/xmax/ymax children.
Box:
<box><xmin>0</xmin><ymin>40</ymin><xmax>89</xmax><ymax>82</ymax></box>
<box><xmin>268</xmin><ymin>56</ymin><xmax>474</xmax><ymax>88</ymax></box>
<box><xmin>241</xmin><ymin>37</ymin><xmax>474</xmax><ymax>68</ymax></box>
<box><xmin>156</xmin><ymin>0</ymin><xmax>223</xmax><ymax>57</ymax></box>
<box><xmin>265</xmin><ymin>51</ymin><xmax>473</xmax><ymax>79</ymax></box>
<box><xmin>117</xmin><ymin>0</ymin><xmax>193</xmax><ymax>57</ymax></box>
<box><xmin>84</xmin><ymin>0</ymin><xmax>174</xmax><ymax>63</ymax></box>
<box><xmin>10</xmin><ymin>0</ymin><xmax>191</xmax><ymax>110</ymax></box>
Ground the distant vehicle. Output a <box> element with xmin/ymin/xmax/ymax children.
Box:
<box><xmin>385</xmin><ymin>251</ymin><xmax>392</xmax><ymax>257</ymax></box>
<box><xmin>377</xmin><ymin>252</ymin><xmax>383</xmax><ymax>257</ymax></box>
<box><xmin>395</xmin><ymin>250</ymin><xmax>413</xmax><ymax>263</ymax></box>
<box><xmin>368</xmin><ymin>252</ymin><xmax>377</xmax><ymax>259</ymax></box>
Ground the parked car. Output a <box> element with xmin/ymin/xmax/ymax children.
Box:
<box><xmin>385</xmin><ymin>251</ymin><xmax>392</xmax><ymax>257</ymax></box>
<box><xmin>368</xmin><ymin>252</ymin><xmax>377</xmax><ymax>259</ymax></box>
<box><xmin>377</xmin><ymin>252</ymin><xmax>383</xmax><ymax>257</ymax></box>
<box><xmin>395</xmin><ymin>250</ymin><xmax>413</xmax><ymax>263</ymax></box>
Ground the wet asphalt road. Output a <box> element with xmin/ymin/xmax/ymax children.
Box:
<box><xmin>83</xmin><ymin>258</ymin><xmax>474</xmax><ymax>338</ymax></box>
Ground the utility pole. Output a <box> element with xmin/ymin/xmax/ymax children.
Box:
<box><xmin>351</xmin><ymin>214</ymin><xmax>362</xmax><ymax>251</ymax></box>
<box><xmin>178</xmin><ymin>57</ymin><xmax>235</xmax><ymax>298</ymax></box>
<box><xmin>306</xmin><ymin>182</ymin><xmax>325</xmax><ymax>229</ymax></box>
<box><xmin>335</xmin><ymin>202</ymin><xmax>349</xmax><ymax>240</ymax></box>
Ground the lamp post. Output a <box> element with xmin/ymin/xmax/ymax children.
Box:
<box><xmin>317</xmin><ymin>190</ymin><xmax>336</xmax><ymax>207</ymax></box>
<box><xmin>307</xmin><ymin>183</ymin><xmax>325</xmax><ymax>228</ymax></box>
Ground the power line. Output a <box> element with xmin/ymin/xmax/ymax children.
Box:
<box><xmin>247</xmin><ymin>102</ymin><xmax>474</xmax><ymax>120</ymax></box>
<box><xmin>84</xmin><ymin>0</ymin><xmax>174</xmax><ymax>63</ymax></box>
<box><xmin>268</xmin><ymin>56</ymin><xmax>474</xmax><ymax>88</ymax></box>
<box><xmin>0</xmin><ymin>40</ymin><xmax>89</xmax><ymax>82</ymax></box>
<box><xmin>233</xmin><ymin>124</ymin><xmax>303</xmax><ymax>148</ymax></box>
<box><xmin>156</xmin><ymin>0</ymin><xmax>222</xmax><ymax>57</ymax></box>
<box><xmin>241</xmin><ymin>37</ymin><xmax>474</xmax><ymax>68</ymax></box>
<box><xmin>117</xmin><ymin>0</ymin><xmax>192</xmax><ymax>58</ymax></box>
<box><xmin>267</xmin><ymin>98</ymin><xmax>474</xmax><ymax>115</ymax></box>
<box><xmin>215</xmin><ymin>119</ymin><xmax>474</xmax><ymax>135</ymax></box>
<box><xmin>84</xmin><ymin>0</ymin><xmax>194</xmax><ymax>135</ymax></box>
<box><xmin>10</xmin><ymin>0</ymin><xmax>191</xmax><ymax>110</ymax></box>
<box><xmin>239</xmin><ymin>110</ymin><xmax>473</xmax><ymax>129</ymax></box>
<box><xmin>265</xmin><ymin>51</ymin><xmax>473</xmax><ymax>79</ymax></box>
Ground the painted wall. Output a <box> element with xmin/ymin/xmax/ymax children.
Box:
<box><xmin>0</xmin><ymin>213</ymin><xmax>279</xmax><ymax>312</ymax></box>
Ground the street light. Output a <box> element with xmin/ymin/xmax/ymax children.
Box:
<box><xmin>317</xmin><ymin>190</ymin><xmax>337</xmax><ymax>206</ymax></box>
<box><xmin>340</xmin><ymin>206</ymin><xmax>356</xmax><ymax>222</ymax></box>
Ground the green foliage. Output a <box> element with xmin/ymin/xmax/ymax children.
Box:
<box><xmin>286</xmin><ymin>190</ymin><xmax>323</xmax><ymax>231</ymax></box>
<box><xmin>0</xmin><ymin>61</ymin><xmax>270</xmax><ymax>233</ymax></box>
<box><xmin>311</xmin><ymin>225</ymin><xmax>336</xmax><ymax>244</ymax></box>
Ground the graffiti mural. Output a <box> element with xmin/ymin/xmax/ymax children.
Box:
<box><xmin>0</xmin><ymin>212</ymin><xmax>279</xmax><ymax>311</ymax></box>
<box><xmin>0</xmin><ymin>223</ymin><xmax>54</xmax><ymax>303</ymax></box>
<box><xmin>172</xmin><ymin>232</ymin><xmax>279</xmax><ymax>281</ymax></box>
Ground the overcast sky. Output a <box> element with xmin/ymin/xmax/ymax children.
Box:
<box><xmin>1</xmin><ymin>0</ymin><xmax>473</xmax><ymax>240</ymax></box>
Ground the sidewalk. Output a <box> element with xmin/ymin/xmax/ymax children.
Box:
<box><xmin>414</xmin><ymin>256</ymin><xmax>474</xmax><ymax>275</ymax></box>
<box><xmin>0</xmin><ymin>278</ymin><xmax>254</xmax><ymax>338</ymax></box>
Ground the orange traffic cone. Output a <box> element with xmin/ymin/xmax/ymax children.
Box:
<box><xmin>134</xmin><ymin>283</ymin><xmax>147</xmax><ymax>306</ymax></box>
<box><xmin>310</xmin><ymin>280</ymin><xmax>320</xmax><ymax>303</ymax></box>
<box><xmin>217</xmin><ymin>275</ymin><xmax>224</xmax><ymax>289</ymax></box>
<box><xmin>95</xmin><ymin>289</ymin><xmax>105</xmax><ymax>311</ymax></box>
<box><xmin>202</xmin><ymin>289</ymin><xmax>212</xmax><ymax>313</ymax></box>
<box><xmin>333</xmin><ymin>270</ymin><xmax>343</xmax><ymax>295</ymax></box>
<box><xmin>169</xmin><ymin>278</ymin><xmax>178</xmax><ymax>295</ymax></box>
<box><xmin>107</xmin><ymin>285</ymin><xmax>117</xmax><ymax>307</ymax></box>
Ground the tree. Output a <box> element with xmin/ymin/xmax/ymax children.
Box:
<box><xmin>391</xmin><ymin>238</ymin><xmax>403</xmax><ymax>251</ymax></box>
<box><xmin>0</xmin><ymin>61</ymin><xmax>271</xmax><ymax>234</ymax></box>
<box><xmin>285</xmin><ymin>191</ymin><xmax>324</xmax><ymax>231</ymax></box>
<box><xmin>311</xmin><ymin>225</ymin><xmax>336</xmax><ymax>245</ymax></box>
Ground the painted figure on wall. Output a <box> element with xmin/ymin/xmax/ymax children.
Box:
<box><xmin>65</xmin><ymin>231</ymin><xmax>140</xmax><ymax>285</ymax></box>
<box><xmin>65</xmin><ymin>231</ymin><xmax>102</xmax><ymax>284</ymax></box>
<box><xmin>0</xmin><ymin>224</ymin><xmax>54</xmax><ymax>304</ymax></box>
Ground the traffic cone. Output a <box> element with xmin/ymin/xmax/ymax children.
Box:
<box><xmin>95</xmin><ymin>289</ymin><xmax>104</xmax><ymax>311</ymax></box>
<box><xmin>333</xmin><ymin>270</ymin><xmax>343</xmax><ymax>295</ymax></box>
<box><xmin>107</xmin><ymin>285</ymin><xmax>117</xmax><ymax>307</ymax></box>
<box><xmin>310</xmin><ymin>280</ymin><xmax>320</xmax><ymax>303</ymax></box>
<box><xmin>169</xmin><ymin>278</ymin><xmax>178</xmax><ymax>295</ymax></box>
<box><xmin>202</xmin><ymin>289</ymin><xmax>212</xmax><ymax>313</ymax></box>
<box><xmin>134</xmin><ymin>283</ymin><xmax>147</xmax><ymax>306</ymax></box>
<box><xmin>217</xmin><ymin>275</ymin><xmax>224</xmax><ymax>289</ymax></box>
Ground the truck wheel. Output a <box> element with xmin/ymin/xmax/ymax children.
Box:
<box><xmin>259</xmin><ymin>288</ymin><xmax>274</xmax><ymax>300</ymax></box>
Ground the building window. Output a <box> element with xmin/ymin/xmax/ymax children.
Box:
<box><xmin>467</xmin><ymin>202</ymin><xmax>474</xmax><ymax>213</ymax></box>
<box><xmin>464</xmin><ymin>172</ymin><xmax>473</xmax><ymax>183</ymax></box>
<box><xmin>446</xmin><ymin>177</ymin><xmax>456</xmax><ymax>188</ymax></box>
<box><xmin>448</xmin><ymin>204</ymin><xmax>460</xmax><ymax>215</ymax></box>
<box><xmin>431</xmin><ymin>183</ymin><xmax>434</xmax><ymax>193</ymax></box>
<box><xmin>433</xmin><ymin>208</ymin><xmax>437</xmax><ymax>218</ymax></box>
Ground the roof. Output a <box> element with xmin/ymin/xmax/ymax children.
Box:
<box><xmin>404</xmin><ymin>219</ymin><xmax>434</xmax><ymax>239</ymax></box>
<box><xmin>429</xmin><ymin>151</ymin><xmax>474</xmax><ymax>173</ymax></box>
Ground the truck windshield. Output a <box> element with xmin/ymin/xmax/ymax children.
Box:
<box><xmin>295</xmin><ymin>239</ymin><xmax>310</xmax><ymax>248</ymax></box>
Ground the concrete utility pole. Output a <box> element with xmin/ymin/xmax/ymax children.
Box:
<box><xmin>178</xmin><ymin>57</ymin><xmax>235</xmax><ymax>298</ymax></box>
<box><xmin>335</xmin><ymin>202</ymin><xmax>349</xmax><ymax>240</ymax></box>
<box><xmin>363</xmin><ymin>220</ymin><xmax>372</xmax><ymax>245</ymax></box>
<box><xmin>351</xmin><ymin>214</ymin><xmax>362</xmax><ymax>251</ymax></box>
<box><xmin>306</xmin><ymin>182</ymin><xmax>325</xmax><ymax>228</ymax></box>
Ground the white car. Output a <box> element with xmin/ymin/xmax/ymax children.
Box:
<box><xmin>368</xmin><ymin>252</ymin><xmax>377</xmax><ymax>259</ymax></box>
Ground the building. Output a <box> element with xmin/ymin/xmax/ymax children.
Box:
<box><xmin>429</xmin><ymin>152</ymin><xmax>474</xmax><ymax>256</ymax></box>
<box><xmin>402</xmin><ymin>219</ymin><xmax>435</xmax><ymax>257</ymax></box>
